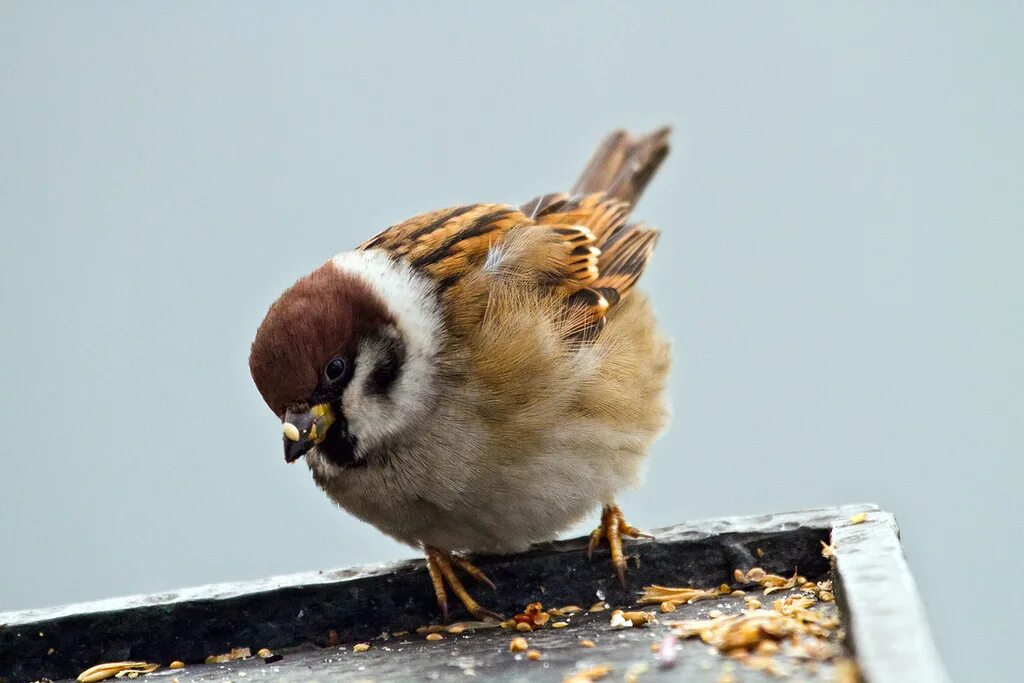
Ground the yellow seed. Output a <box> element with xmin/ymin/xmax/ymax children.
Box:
<box><xmin>820</xmin><ymin>591</ymin><xmax>835</xmax><ymax>602</ymax></box>
<box><xmin>707</xmin><ymin>609</ymin><xmax>724</xmax><ymax>618</ymax></box>
<box><xmin>169</xmin><ymin>661</ymin><xmax>185</xmax><ymax>670</ymax></box>
<box><xmin>552</xmin><ymin>621</ymin><xmax>569</xmax><ymax>628</ymax></box>
<box><xmin>282</xmin><ymin>422</ymin><xmax>300</xmax><ymax>441</ymax></box>
<box><xmin>516</xmin><ymin>622</ymin><xmax>533</xmax><ymax>632</ymax></box>
<box><xmin>622</xmin><ymin>611</ymin><xmax>655</xmax><ymax>626</ymax></box>
<box><xmin>589</xmin><ymin>601</ymin><xmax>607</xmax><ymax>612</ymax></box>
<box><xmin>447</xmin><ymin>625</ymin><xmax>466</xmax><ymax>635</ymax></box>
<box><xmin>849</xmin><ymin>512</ymin><xmax>868</xmax><ymax>524</ymax></box>
<box><xmin>747</xmin><ymin>567</ymin><xmax>766</xmax><ymax>582</ymax></box>
<box><xmin>256</xmin><ymin>648</ymin><xmax>272</xmax><ymax>658</ymax></box>
<box><xmin>509</xmin><ymin>637</ymin><xmax>528</xmax><ymax>652</ymax></box>
<box><xmin>730</xmin><ymin>590</ymin><xmax>746</xmax><ymax>597</ymax></box>
<box><xmin>659</xmin><ymin>601</ymin><xmax>676</xmax><ymax>613</ymax></box>
<box><xmin>526</xmin><ymin>649</ymin><xmax>541</xmax><ymax>661</ymax></box>
<box><xmin>756</xmin><ymin>548</ymin><xmax>765</xmax><ymax>558</ymax></box>
<box><xmin>560</xmin><ymin>605</ymin><xmax>584</xmax><ymax>614</ymax></box>
<box><xmin>353</xmin><ymin>643</ymin><xmax>370</xmax><ymax>653</ymax></box>
<box><xmin>425</xmin><ymin>633</ymin><xmax>443</xmax><ymax>641</ymax></box>
<box><xmin>650</xmin><ymin>642</ymin><xmax>661</xmax><ymax>652</ymax></box>
<box><xmin>579</xmin><ymin>639</ymin><xmax>596</xmax><ymax>648</ymax></box>
<box><xmin>718</xmin><ymin>583</ymin><xmax>731</xmax><ymax>594</ymax></box>
<box><xmin>745</xmin><ymin>598</ymin><xmax>762</xmax><ymax>610</ymax></box>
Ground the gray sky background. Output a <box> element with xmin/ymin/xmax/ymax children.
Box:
<box><xmin>2</xmin><ymin>3</ymin><xmax>1020</xmax><ymax>681</ymax></box>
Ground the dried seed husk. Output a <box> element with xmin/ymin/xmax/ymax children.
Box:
<box><xmin>77</xmin><ymin>662</ymin><xmax>159</xmax><ymax>683</ymax></box>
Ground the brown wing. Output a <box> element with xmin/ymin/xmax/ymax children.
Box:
<box><xmin>359</xmin><ymin>126</ymin><xmax>670</xmax><ymax>341</ymax></box>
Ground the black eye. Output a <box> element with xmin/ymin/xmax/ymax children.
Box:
<box><xmin>324</xmin><ymin>357</ymin><xmax>347</xmax><ymax>383</ymax></box>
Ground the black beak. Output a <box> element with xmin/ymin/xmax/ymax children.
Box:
<box><xmin>282</xmin><ymin>404</ymin><xmax>335</xmax><ymax>463</ymax></box>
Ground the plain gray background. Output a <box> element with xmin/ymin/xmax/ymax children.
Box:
<box><xmin>2</xmin><ymin>2</ymin><xmax>1020</xmax><ymax>680</ymax></box>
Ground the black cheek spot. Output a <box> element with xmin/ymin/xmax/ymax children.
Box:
<box><xmin>368</xmin><ymin>336</ymin><xmax>406</xmax><ymax>396</ymax></box>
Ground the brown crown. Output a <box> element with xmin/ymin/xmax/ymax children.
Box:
<box><xmin>249</xmin><ymin>262</ymin><xmax>393</xmax><ymax>416</ymax></box>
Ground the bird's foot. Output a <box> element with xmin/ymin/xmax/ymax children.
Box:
<box><xmin>424</xmin><ymin>546</ymin><xmax>501</xmax><ymax>622</ymax></box>
<box><xmin>587</xmin><ymin>503</ymin><xmax>654</xmax><ymax>586</ymax></box>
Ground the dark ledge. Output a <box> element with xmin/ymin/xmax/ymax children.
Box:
<box><xmin>0</xmin><ymin>505</ymin><xmax>947</xmax><ymax>683</ymax></box>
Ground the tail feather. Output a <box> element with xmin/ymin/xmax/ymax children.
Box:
<box><xmin>570</xmin><ymin>126</ymin><xmax>671</xmax><ymax>206</ymax></box>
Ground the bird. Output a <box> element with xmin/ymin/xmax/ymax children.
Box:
<box><xmin>249</xmin><ymin>127</ymin><xmax>672</xmax><ymax>621</ymax></box>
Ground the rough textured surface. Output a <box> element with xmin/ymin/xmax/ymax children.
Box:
<box><xmin>0</xmin><ymin>505</ymin><xmax>946</xmax><ymax>682</ymax></box>
<box><xmin>832</xmin><ymin>511</ymin><xmax>950</xmax><ymax>683</ymax></box>
<box><xmin>132</xmin><ymin>589</ymin><xmax>843</xmax><ymax>683</ymax></box>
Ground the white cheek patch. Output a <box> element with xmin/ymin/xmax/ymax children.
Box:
<box><xmin>330</xmin><ymin>249</ymin><xmax>443</xmax><ymax>450</ymax></box>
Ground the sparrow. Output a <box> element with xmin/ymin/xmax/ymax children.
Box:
<box><xmin>249</xmin><ymin>127</ymin><xmax>672</xmax><ymax>620</ymax></box>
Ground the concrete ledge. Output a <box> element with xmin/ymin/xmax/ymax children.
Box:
<box><xmin>0</xmin><ymin>504</ymin><xmax>946</xmax><ymax>682</ymax></box>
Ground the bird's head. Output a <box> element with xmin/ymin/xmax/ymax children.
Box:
<box><xmin>249</xmin><ymin>251</ymin><xmax>441</xmax><ymax>470</ymax></box>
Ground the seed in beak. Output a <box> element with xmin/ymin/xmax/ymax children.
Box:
<box><xmin>283</xmin><ymin>422</ymin><xmax>301</xmax><ymax>442</ymax></box>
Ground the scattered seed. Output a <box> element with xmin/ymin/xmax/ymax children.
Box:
<box><xmin>256</xmin><ymin>648</ymin><xmax>272</xmax><ymax>658</ymax></box>
<box><xmin>849</xmin><ymin>512</ymin><xmax>868</xmax><ymax>524</ymax></box>
<box><xmin>447</xmin><ymin>625</ymin><xmax>466</xmax><ymax>635</ymax></box>
<box><xmin>392</xmin><ymin>630</ymin><xmax>408</xmax><ymax>637</ymax></box>
<box><xmin>589</xmin><ymin>601</ymin><xmax>607</xmax><ymax>612</ymax></box>
<box><xmin>526</xmin><ymin>649</ymin><xmax>542</xmax><ymax>661</ymax></box>
<box><xmin>579</xmin><ymin>639</ymin><xmax>596</xmax><ymax>648</ymax></box>
<box><xmin>650</xmin><ymin>642</ymin><xmax>661</xmax><ymax>652</ymax></box>
<box><xmin>564</xmin><ymin>663</ymin><xmax>612</xmax><ymax>682</ymax></box>
<box><xmin>639</xmin><ymin>585</ymin><xmax>718</xmax><ymax>606</ymax></box>
<box><xmin>622</xmin><ymin>611</ymin><xmax>655</xmax><ymax>626</ymax></box>
<box><xmin>707</xmin><ymin>609</ymin><xmax>724</xmax><ymax>618</ymax></box>
<box><xmin>77</xmin><ymin>662</ymin><xmax>159</xmax><ymax>683</ymax></box>
<box><xmin>609</xmin><ymin>611</ymin><xmax>631</xmax><ymax>629</ymax></box>
<box><xmin>425</xmin><ymin>633</ymin><xmax>443</xmax><ymax>641</ymax></box>
<box><xmin>169</xmin><ymin>661</ymin><xmax>185</xmax><ymax>670</ymax></box>
<box><xmin>820</xmin><ymin>591</ymin><xmax>835</xmax><ymax>602</ymax></box>
<box><xmin>624</xmin><ymin>662</ymin><xmax>649</xmax><ymax>683</ymax></box>
<box><xmin>560</xmin><ymin>605</ymin><xmax>584</xmax><ymax>614</ymax></box>
<box><xmin>659</xmin><ymin>601</ymin><xmax>676</xmax><ymax>613</ymax></box>
<box><xmin>352</xmin><ymin>643</ymin><xmax>371</xmax><ymax>653</ymax></box>
<box><xmin>516</xmin><ymin>622</ymin><xmax>533</xmax><ymax>632</ymax></box>
<box><xmin>755</xmin><ymin>548</ymin><xmax>765</xmax><ymax>558</ymax></box>
<box><xmin>509</xmin><ymin>637</ymin><xmax>528</xmax><ymax>653</ymax></box>
<box><xmin>552</xmin><ymin>621</ymin><xmax>569</xmax><ymax>628</ymax></box>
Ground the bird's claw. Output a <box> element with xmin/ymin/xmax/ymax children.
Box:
<box><xmin>425</xmin><ymin>547</ymin><xmax>502</xmax><ymax>622</ymax></box>
<box><xmin>587</xmin><ymin>504</ymin><xmax>652</xmax><ymax>587</ymax></box>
